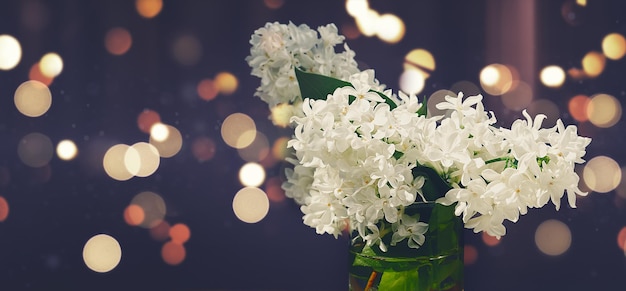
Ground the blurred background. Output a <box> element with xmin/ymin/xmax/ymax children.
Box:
<box><xmin>0</xmin><ymin>0</ymin><xmax>625</xmax><ymax>290</ymax></box>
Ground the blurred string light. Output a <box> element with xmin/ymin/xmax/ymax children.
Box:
<box><xmin>124</xmin><ymin>204</ymin><xmax>145</xmax><ymax>226</ymax></box>
<box><xmin>463</xmin><ymin>245</ymin><xmax>478</xmax><ymax>265</ymax></box>
<box><xmin>131</xmin><ymin>191</ymin><xmax>166</xmax><ymax>229</ymax></box>
<box><xmin>0</xmin><ymin>34</ymin><xmax>22</xmax><ymax>70</ymax></box>
<box><xmin>237</xmin><ymin>131</ymin><xmax>270</xmax><ymax>162</ymax></box>
<box><xmin>39</xmin><ymin>52</ymin><xmax>63</xmax><ymax>78</ymax></box>
<box><xmin>149</xmin><ymin>123</ymin><xmax>183</xmax><ymax>158</ymax></box>
<box><xmin>191</xmin><ymin>136</ymin><xmax>216</xmax><ymax>162</ymax></box>
<box><xmin>169</xmin><ymin>223</ymin><xmax>191</xmax><ymax>244</ymax></box>
<box><xmin>221</xmin><ymin>113</ymin><xmax>257</xmax><ymax>149</ymax></box>
<box><xmin>197</xmin><ymin>78</ymin><xmax>218</xmax><ymax>101</ymax></box>
<box><xmin>534</xmin><ymin>219</ymin><xmax>572</xmax><ymax>256</ymax></box>
<box><xmin>105</xmin><ymin>27</ymin><xmax>132</xmax><ymax>56</ymax></box>
<box><xmin>399</xmin><ymin>67</ymin><xmax>425</xmax><ymax>95</ymax></box>
<box><xmin>14</xmin><ymin>80</ymin><xmax>52</xmax><ymax>117</ymax></box>
<box><xmin>103</xmin><ymin>144</ymin><xmax>134</xmax><ymax>181</ymax></box>
<box><xmin>482</xmin><ymin>232</ymin><xmax>501</xmax><ymax>247</ymax></box>
<box><xmin>137</xmin><ymin>109</ymin><xmax>161</xmax><ymax>134</ymax></box>
<box><xmin>345</xmin><ymin>0</ymin><xmax>405</xmax><ymax>44</ymax></box>
<box><xmin>602</xmin><ymin>33</ymin><xmax>626</xmax><ymax>60</ymax></box>
<box><xmin>263</xmin><ymin>0</ymin><xmax>285</xmax><ymax>9</ymax></box>
<box><xmin>576</xmin><ymin>0</ymin><xmax>587</xmax><ymax>6</ymax></box>
<box><xmin>124</xmin><ymin>142</ymin><xmax>160</xmax><ymax>177</ymax></box>
<box><xmin>29</xmin><ymin>62</ymin><xmax>54</xmax><ymax>86</ymax></box>
<box><xmin>161</xmin><ymin>241</ymin><xmax>186</xmax><ymax>266</ymax></box>
<box><xmin>56</xmin><ymin>139</ymin><xmax>78</xmax><ymax>161</ymax></box>
<box><xmin>135</xmin><ymin>0</ymin><xmax>163</xmax><ymax>18</ymax></box>
<box><xmin>539</xmin><ymin>65</ymin><xmax>566</xmax><ymax>88</ymax></box>
<box><xmin>587</xmin><ymin>93</ymin><xmax>622</xmax><ymax>128</ymax></box>
<box><xmin>618</xmin><ymin>227</ymin><xmax>626</xmax><ymax>252</ymax></box>
<box><xmin>215</xmin><ymin>71</ymin><xmax>238</xmax><ymax>95</ymax></box>
<box><xmin>150</xmin><ymin>220</ymin><xmax>171</xmax><ymax>241</ymax></box>
<box><xmin>568</xmin><ymin>94</ymin><xmax>590</xmax><ymax>122</ymax></box>
<box><xmin>232</xmin><ymin>187</ymin><xmax>270</xmax><ymax>223</ymax></box>
<box><xmin>583</xmin><ymin>155</ymin><xmax>621</xmax><ymax>193</ymax></box>
<box><xmin>239</xmin><ymin>162</ymin><xmax>266</xmax><ymax>187</ymax></box>
<box><xmin>82</xmin><ymin>234</ymin><xmax>122</xmax><ymax>273</ymax></box>
<box><xmin>501</xmin><ymin>81</ymin><xmax>533</xmax><ymax>111</ymax></box>
<box><xmin>479</xmin><ymin>63</ymin><xmax>516</xmax><ymax>96</ymax></box>
<box><xmin>581</xmin><ymin>51</ymin><xmax>605</xmax><ymax>78</ymax></box>
<box><xmin>0</xmin><ymin>196</ymin><xmax>9</xmax><ymax>222</ymax></box>
<box><xmin>17</xmin><ymin>132</ymin><xmax>54</xmax><ymax>168</ymax></box>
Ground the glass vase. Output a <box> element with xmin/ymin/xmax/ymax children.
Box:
<box><xmin>348</xmin><ymin>202</ymin><xmax>464</xmax><ymax>291</ymax></box>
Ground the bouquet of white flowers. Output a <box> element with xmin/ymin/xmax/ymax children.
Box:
<box><xmin>247</xmin><ymin>21</ymin><xmax>591</xmax><ymax>249</ymax></box>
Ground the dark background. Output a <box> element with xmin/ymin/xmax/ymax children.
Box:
<box><xmin>0</xmin><ymin>0</ymin><xmax>625</xmax><ymax>290</ymax></box>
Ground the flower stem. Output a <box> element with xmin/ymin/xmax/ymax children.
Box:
<box><xmin>365</xmin><ymin>271</ymin><xmax>378</xmax><ymax>290</ymax></box>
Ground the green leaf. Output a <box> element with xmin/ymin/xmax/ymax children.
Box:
<box><xmin>411</xmin><ymin>166</ymin><xmax>452</xmax><ymax>201</ymax></box>
<box><xmin>378</xmin><ymin>269</ymin><xmax>420</xmax><ymax>291</ymax></box>
<box><xmin>417</xmin><ymin>96</ymin><xmax>428</xmax><ymax>116</ymax></box>
<box><xmin>294</xmin><ymin>68</ymin><xmax>398</xmax><ymax>109</ymax></box>
<box><xmin>295</xmin><ymin>67</ymin><xmax>351</xmax><ymax>101</ymax></box>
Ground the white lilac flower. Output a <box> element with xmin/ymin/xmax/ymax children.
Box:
<box><xmin>249</xmin><ymin>22</ymin><xmax>591</xmax><ymax>252</ymax></box>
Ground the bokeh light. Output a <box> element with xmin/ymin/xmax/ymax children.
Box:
<box><xmin>197</xmin><ymin>78</ymin><xmax>218</xmax><ymax>101</ymax></box>
<box><xmin>169</xmin><ymin>223</ymin><xmax>191</xmax><ymax>244</ymax></box>
<box><xmin>103</xmin><ymin>144</ymin><xmax>134</xmax><ymax>181</ymax></box>
<box><xmin>82</xmin><ymin>234</ymin><xmax>122</xmax><ymax>273</ymax></box>
<box><xmin>602</xmin><ymin>33</ymin><xmax>626</xmax><ymax>60</ymax></box>
<box><xmin>39</xmin><ymin>52</ymin><xmax>63</xmax><ymax>78</ymax></box>
<box><xmin>581</xmin><ymin>51</ymin><xmax>605</xmax><ymax>78</ymax></box>
<box><xmin>479</xmin><ymin>63</ymin><xmax>514</xmax><ymax>96</ymax></box>
<box><xmin>534</xmin><ymin>219</ymin><xmax>572</xmax><ymax>256</ymax></box>
<box><xmin>17</xmin><ymin>132</ymin><xmax>54</xmax><ymax>168</ymax></box>
<box><xmin>399</xmin><ymin>69</ymin><xmax>425</xmax><ymax>95</ymax></box>
<box><xmin>615</xmin><ymin>167</ymin><xmax>626</xmax><ymax>200</ymax></box>
<box><xmin>124</xmin><ymin>142</ymin><xmax>160</xmax><ymax>177</ymax></box>
<box><xmin>137</xmin><ymin>109</ymin><xmax>161</xmax><ymax>134</ymax></box>
<box><xmin>239</xmin><ymin>162</ymin><xmax>266</xmax><ymax>187</ymax></box>
<box><xmin>617</xmin><ymin>227</ymin><xmax>626</xmax><ymax>252</ymax></box>
<box><xmin>238</xmin><ymin>131</ymin><xmax>270</xmax><ymax>162</ymax></box>
<box><xmin>232</xmin><ymin>187</ymin><xmax>270</xmax><ymax>223</ymax></box>
<box><xmin>56</xmin><ymin>139</ymin><xmax>78</xmax><ymax>161</ymax></box>
<box><xmin>215</xmin><ymin>71</ymin><xmax>238</xmax><ymax>95</ymax></box>
<box><xmin>29</xmin><ymin>62</ymin><xmax>54</xmax><ymax>86</ymax></box>
<box><xmin>450</xmin><ymin>81</ymin><xmax>481</xmax><ymax>97</ymax></box>
<box><xmin>0</xmin><ymin>196</ymin><xmax>9</xmax><ymax>222</ymax></box>
<box><xmin>161</xmin><ymin>241</ymin><xmax>186</xmax><ymax>265</ymax></box>
<box><xmin>131</xmin><ymin>191</ymin><xmax>167</xmax><ymax>229</ymax></box>
<box><xmin>270</xmin><ymin>103</ymin><xmax>296</xmax><ymax>128</ymax></box>
<box><xmin>583</xmin><ymin>155</ymin><xmax>621</xmax><ymax>193</ymax></box>
<box><xmin>482</xmin><ymin>232</ymin><xmax>501</xmax><ymax>247</ymax></box>
<box><xmin>586</xmin><ymin>93</ymin><xmax>621</xmax><ymax>128</ymax></box>
<box><xmin>464</xmin><ymin>245</ymin><xmax>478</xmax><ymax>265</ymax></box>
<box><xmin>150</xmin><ymin>122</ymin><xmax>169</xmax><ymax>142</ymax></box>
<box><xmin>221</xmin><ymin>113</ymin><xmax>257</xmax><ymax>149</ymax></box>
<box><xmin>0</xmin><ymin>34</ymin><xmax>22</xmax><ymax>70</ymax></box>
<box><xmin>540</xmin><ymin>65</ymin><xmax>566</xmax><ymax>88</ymax></box>
<box><xmin>568</xmin><ymin>95</ymin><xmax>590</xmax><ymax>122</ymax></box>
<box><xmin>123</xmin><ymin>204</ymin><xmax>145</xmax><ymax>226</ymax></box>
<box><xmin>346</xmin><ymin>0</ymin><xmax>369</xmax><ymax>17</ymax></box>
<box><xmin>501</xmin><ymin>81</ymin><xmax>533</xmax><ymax>111</ymax></box>
<box><xmin>172</xmin><ymin>34</ymin><xmax>202</xmax><ymax>66</ymax></box>
<box><xmin>271</xmin><ymin>136</ymin><xmax>290</xmax><ymax>161</ymax></box>
<box><xmin>150</xmin><ymin>220</ymin><xmax>171</xmax><ymax>241</ymax></box>
<box><xmin>264</xmin><ymin>0</ymin><xmax>284</xmax><ymax>9</ymax></box>
<box><xmin>375</xmin><ymin>13</ymin><xmax>405</xmax><ymax>43</ymax></box>
<box><xmin>14</xmin><ymin>80</ymin><xmax>52</xmax><ymax>117</ymax></box>
<box><xmin>191</xmin><ymin>136</ymin><xmax>216</xmax><ymax>162</ymax></box>
<box><xmin>135</xmin><ymin>0</ymin><xmax>163</xmax><ymax>18</ymax></box>
<box><xmin>149</xmin><ymin>124</ymin><xmax>183</xmax><ymax>158</ymax></box>
<box><xmin>265</xmin><ymin>176</ymin><xmax>286</xmax><ymax>203</ymax></box>
<box><xmin>354</xmin><ymin>9</ymin><xmax>379</xmax><ymax>37</ymax></box>
<box><xmin>105</xmin><ymin>27</ymin><xmax>132</xmax><ymax>56</ymax></box>
<box><xmin>404</xmin><ymin>48</ymin><xmax>435</xmax><ymax>79</ymax></box>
